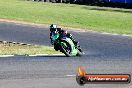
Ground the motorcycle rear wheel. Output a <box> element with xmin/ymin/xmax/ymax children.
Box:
<box><xmin>76</xmin><ymin>46</ymin><xmax>83</xmax><ymax>56</ymax></box>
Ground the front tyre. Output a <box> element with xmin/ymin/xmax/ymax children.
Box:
<box><xmin>60</xmin><ymin>41</ymin><xmax>72</xmax><ymax>57</ymax></box>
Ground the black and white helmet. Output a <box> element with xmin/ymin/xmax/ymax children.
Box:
<box><xmin>50</xmin><ymin>24</ymin><xmax>57</xmax><ymax>32</ymax></box>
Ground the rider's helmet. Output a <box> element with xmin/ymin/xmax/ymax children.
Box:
<box><xmin>50</xmin><ymin>24</ymin><xmax>57</xmax><ymax>32</ymax></box>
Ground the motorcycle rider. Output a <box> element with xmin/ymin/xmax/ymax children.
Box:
<box><xmin>50</xmin><ymin>24</ymin><xmax>79</xmax><ymax>51</ymax></box>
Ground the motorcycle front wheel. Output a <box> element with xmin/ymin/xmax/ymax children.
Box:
<box><xmin>60</xmin><ymin>40</ymin><xmax>72</xmax><ymax>57</ymax></box>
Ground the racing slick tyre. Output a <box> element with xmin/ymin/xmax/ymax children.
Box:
<box><xmin>76</xmin><ymin>46</ymin><xmax>83</xmax><ymax>56</ymax></box>
<box><xmin>60</xmin><ymin>40</ymin><xmax>72</xmax><ymax>57</ymax></box>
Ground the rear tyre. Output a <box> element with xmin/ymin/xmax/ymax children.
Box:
<box><xmin>76</xmin><ymin>46</ymin><xmax>83</xmax><ymax>56</ymax></box>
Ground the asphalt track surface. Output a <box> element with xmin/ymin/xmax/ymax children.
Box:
<box><xmin>0</xmin><ymin>22</ymin><xmax>132</xmax><ymax>88</ymax></box>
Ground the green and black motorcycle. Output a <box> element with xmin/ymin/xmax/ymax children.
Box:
<box><xmin>50</xmin><ymin>31</ymin><xmax>83</xmax><ymax>57</ymax></box>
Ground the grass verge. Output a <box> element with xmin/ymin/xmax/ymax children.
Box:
<box><xmin>0</xmin><ymin>42</ymin><xmax>61</xmax><ymax>55</ymax></box>
<box><xmin>0</xmin><ymin>0</ymin><xmax>132</xmax><ymax>34</ymax></box>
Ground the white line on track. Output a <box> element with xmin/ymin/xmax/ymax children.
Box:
<box><xmin>66</xmin><ymin>74</ymin><xmax>76</xmax><ymax>77</ymax></box>
<box><xmin>28</xmin><ymin>54</ymin><xmax>49</xmax><ymax>57</ymax></box>
<box><xmin>0</xmin><ymin>54</ymin><xmax>65</xmax><ymax>57</ymax></box>
<box><xmin>0</xmin><ymin>55</ymin><xmax>14</xmax><ymax>57</ymax></box>
<box><xmin>101</xmin><ymin>32</ymin><xmax>132</xmax><ymax>37</ymax></box>
<box><xmin>122</xmin><ymin>34</ymin><xmax>132</xmax><ymax>37</ymax></box>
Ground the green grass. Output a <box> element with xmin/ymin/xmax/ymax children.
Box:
<box><xmin>0</xmin><ymin>0</ymin><xmax>132</xmax><ymax>34</ymax></box>
<box><xmin>0</xmin><ymin>43</ymin><xmax>61</xmax><ymax>55</ymax></box>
